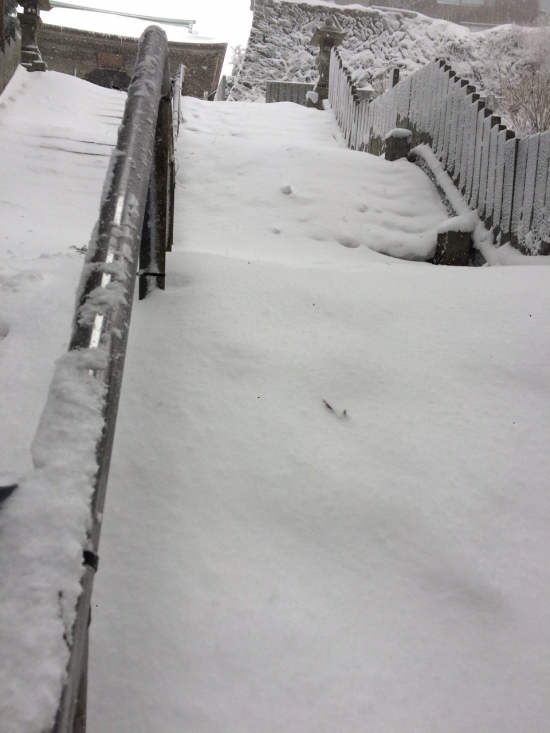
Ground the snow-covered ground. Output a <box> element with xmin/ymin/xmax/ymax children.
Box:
<box><xmin>0</xmin><ymin>68</ymin><xmax>123</xmax><ymax>478</ymax></box>
<box><xmin>0</xmin><ymin>70</ymin><xmax>549</xmax><ymax>733</ymax></box>
<box><xmin>0</xmin><ymin>68</ymin><xmax>124</xmax><ymax>733</ymax></box>
<box><xmin>88</xmin><ymin>98</ymin><xmax>550</xmax><ymax>732</ymax></box>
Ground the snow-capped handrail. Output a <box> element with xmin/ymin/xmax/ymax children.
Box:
<box><xmin>328</xmin><ymin>47</ymin><xmax>550</xmax><ymax>256</ymax></box>
<box><xmin>49</xmin><ymin>24</ymin><xmax>180</xmax><ymax>733</ymax></box>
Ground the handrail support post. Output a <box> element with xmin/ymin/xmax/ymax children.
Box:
<box><xmin>139</xmin><ymin>93</ymin><xmax>175</xmax><ymax>298</ymax></box>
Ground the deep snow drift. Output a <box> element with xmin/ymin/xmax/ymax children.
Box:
<box><xmin>87</xmin><ymin>98</ymin><xmax>550</xmax><ymax>733</ymax></box>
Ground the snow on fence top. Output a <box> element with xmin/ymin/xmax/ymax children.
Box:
<box><xmin>328</xmin><ymin>46</ymin><xmax>550</xmax><ymax>256</ymax></box>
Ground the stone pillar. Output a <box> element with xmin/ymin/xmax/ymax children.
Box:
<box><xmin>356</xmin><ymin>85</ymin><xmax>374</xmax><ymax>102</ymax></box>
<box><xmin>389</xmin><ymin>68</ymin><xmax>400</xmax><ymax>89</ymax></box>
<box><xmin>432</xmin><ymin>216</ymin><xmax>474</xmax><ymax>266</ymax></box>
<box><xmin>384</xmin><ymin>128</ymin><xmax>412</xmax><ymax>161</ymax></box>
<box><xmin>433</xmin><ymin>230</ymin><xmax>472</xmax><ymax>266</ymax></box>
<box><xmin>307</xmin><ymin>16</ymin><xmax>346</xmax><ymax>110</ymax></box>
<box><xmin>18</xmin><ymin>0</ymin><xmax>47</xmax><ymax>71</ymax></box>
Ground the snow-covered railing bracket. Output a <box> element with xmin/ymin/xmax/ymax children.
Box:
<box><xmin>49</xmin><ymin>25</ymin><xmax>181</xmax><ymax>733</ymax></box>
<box><xmin>328</xmin><ymin>47</ymin><xmax>550</xmax><ymax>257</ymax></box>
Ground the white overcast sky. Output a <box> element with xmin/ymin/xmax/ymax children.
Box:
<box><xmin>43</xmin><ymin>1</ymin><xmax>255</xmax><ymax>73</ymax></box>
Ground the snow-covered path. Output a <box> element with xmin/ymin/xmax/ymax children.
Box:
<box><xmin>0</xmin><ymin>68</ymin><xmax>124</xmax><ymax>479</ymax></box>
<box><xmin>88</xmin><ymin>99</ymin><xmax>550</xmax><ymax>733</ymax></box>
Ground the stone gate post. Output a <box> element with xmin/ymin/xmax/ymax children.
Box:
<box><xmin>307</xmin><ymin>16</ymin><xmax>346</xmax><ymax>110</ymax></box>
<box><xmin>18</xmin><ymin>0</ymin><xmax>50</xmax><ymax>72</ymax></box>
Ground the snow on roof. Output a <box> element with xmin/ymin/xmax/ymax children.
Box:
<box><xmin>42</xmin><ymin>7</ymin><xmax>222</xmax><ymax>44</ymax></box>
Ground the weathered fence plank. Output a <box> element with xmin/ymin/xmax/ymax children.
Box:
<box><xmin>501</xmin><ymin>136</ymin><xmax>519</xmax><ymax>244</ymax></box>
<box><xmin>533</xmin><ymin>130</ymin><xmax>550</xmax><ymax>237</ymax></box>
<box><xmin>518</xmin><ymin>134</ymin><xmax>541</xmax><ymax>252</ymax></box>
<box><xmin>484</xmin><ymin>115</ymin><xmax>500</xmax><ymax>219</ymax></box>
<box><xmin>492</xmin><ymin>128</ymin><xmax>513</xmax><ymax>237</ymax></box>
<box><xmin>471</xmin><ymin>106</ymin><xmax>489</xmax><ymax>210</ymax></box>
<box><xmin>511</xmin><ymin>137</ymin><xmax>530</xmax><ymax>247</ymax></box>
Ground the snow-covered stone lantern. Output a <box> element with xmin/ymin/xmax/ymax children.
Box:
<box><xmin>18</xmin><ymin>0</ymin><xmax>51</xmax><ymax>71</ymax></box>
<box><xmin>307</xmin><ymin>16</ymin><xmax>346</xmax><ymax>110</ymax></box>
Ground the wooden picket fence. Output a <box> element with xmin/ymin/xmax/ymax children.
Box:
<box><xmin>328</xmin><ymin>47</ymin><xmax>550</xmax><ymax>255</ymax></box>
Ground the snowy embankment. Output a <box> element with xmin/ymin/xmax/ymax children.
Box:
<box><xmin>230</xmin><ymin>0</ymin><xmax>546</xmax><ymax>122</ymax></box>
<box><xmin>87</xmin><ymin>98</ymin><xmax>550</xmax><ymax>733</ymax></box>
<box><xmin>0</xmin><ymin>68</ymin><xmax>123</xmax><ymax>733</ymax></box>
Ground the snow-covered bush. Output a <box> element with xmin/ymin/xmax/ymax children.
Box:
<box><xmin>438</xmin><ymin>23</ymin><xmax>550</xmax><ymax>133</ymax></box>
<box><xmin>230</xmin><ymin>44</ymin><xmax>246</xmax><ymax>77</ymax></box>
<box><xmin>497</xmin><ymin>26</ymin><xmax>550</xmax><ymax>134</ymax></box>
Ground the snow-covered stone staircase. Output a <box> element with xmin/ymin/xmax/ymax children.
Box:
<box><xmin>0</xmin><ymin>72</ymin><xmax>549</xmax><ymax>733</ymax></box>
<box><xmin>88</xmin><ymin>97</ymin><xmax>550</xmax><ymax>733</ymax></box>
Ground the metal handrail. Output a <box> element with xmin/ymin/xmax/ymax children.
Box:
<box><xmin>50</xmin><ymin>25</ymin><xmax>181</xmax><ymax>732</ymax></box>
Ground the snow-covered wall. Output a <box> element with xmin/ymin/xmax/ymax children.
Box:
<box><xmin>228</xmin><ymin>0</ymin><xmax>547</xmax><ymax>130</ymax></box>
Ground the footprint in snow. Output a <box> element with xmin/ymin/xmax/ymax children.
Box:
<box><xmin>0</xmin><ymin>473</ymin><xmax>18</xmax><ymax>504</ymax></box>
<box><xmin>337</xmin><ymin>235</ymin><xmax>360</xmax><ymax>249</ymax></box>
<box><xmin>0</xmin><ymin>317</ymin><xmax>9</xmax><ymax>342</ymax></box>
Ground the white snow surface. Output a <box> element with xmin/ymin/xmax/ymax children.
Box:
<box><xmin>0</xmin><ymin>68</ymin><xmax>124</xmax><ymax>733</ymax></box>
<box><xmin>88</xmin><ymin>98</ymin><xmax>550</xmax><ymax>732</ymax></box>
<box><xmin>0</xmin><ymin>70</ymin><xmax>549</xmax><ymax>733</ymax></box>
<box><xmin>385</xmin><ymin>127</ymin><xmax>412</xmax><ymax>140</ymax></box>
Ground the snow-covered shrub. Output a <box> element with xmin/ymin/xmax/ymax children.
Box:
<box><xmin>499</xmin><ymin>27</ymin><xmax>550</xmax><ymax>134</ymax></box>
<box><xmin>436</xmin><ymin>23</ymin><xmax>550</xmax><ymax>133</ymax></box>
<box><xmin>230</xmin><ymin>44</ymin><xmax>246</xmax><ymax>77</ymax></box>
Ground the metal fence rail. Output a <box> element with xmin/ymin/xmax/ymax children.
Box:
<box><xmin>49</xmin><ymin>25</ymin><xmax>182</xmax><ymax>733</ymax></box>
<box><xmin>328</xmin><ymin>47</ymin><xmax>550</xmax><ymax>256</ymax></box>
